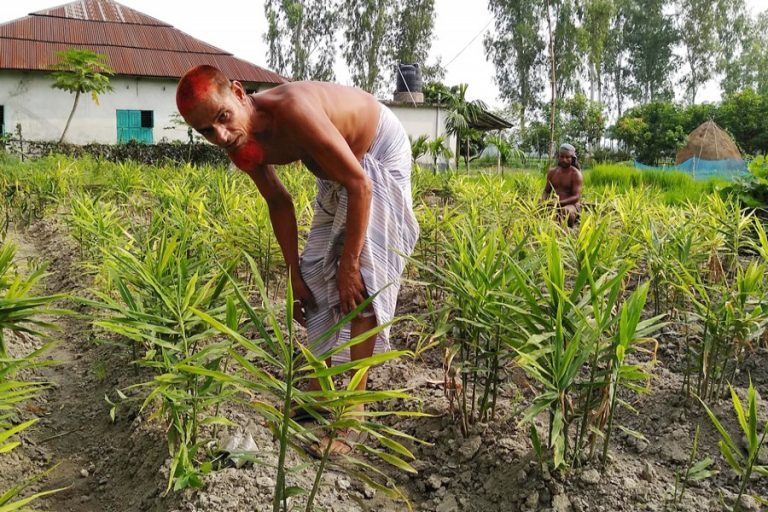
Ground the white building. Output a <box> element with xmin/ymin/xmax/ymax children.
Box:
<box><xmin>0</xmin><ymin>0</ymin><xmax>509</xmax><ymax>171</ymax></box>
<box><xmin>0</xmin><ymin>0</ymin><xmax>285</xmax><ymax>145</ymax></box>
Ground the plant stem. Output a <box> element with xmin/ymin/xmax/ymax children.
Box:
<box><xmin>305</xmin><ymin>432</ymin><xmax>335</xmax><ymax>512</ymax></box>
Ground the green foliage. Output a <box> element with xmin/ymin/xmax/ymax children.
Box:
<box><xmin>442</xmin><ymin>84</ymin><xmax>489</xmax><ymax>171</ymax></box>
<box><xmin>341</xmin><ymin>0</ymin><xmax>397</xmax><ymax>94</ymax></box>
<box><xmin>583</xmin><ymin>164</ymin><xmax>724</xmax><ymax>204</ymax></box>
<box><xmin>717</xmin><ymin>88</ymin><xmax>768</xmax><ymax>156</ymax></box>
<box><xmin>520</xmin><ymin>121</ymin><xmax>550</xmax><ymax>158</ymax></box>
<box><xmin>0</xmin><ymin>243</ymin><xmax>64</xmax><ymax>509</ymax></box>
<box><xmin>675</xmin><ymin>221</ymin><xmax>768</xmax><ymax>401</ymax></box>
<box><xmin>410</xmin><ymin>134</ymin><xmax>429</xmax><ymax>162</ymax></box>
<box><xmin>612</xmin><ymin>89</ymin><xmax>768</xmax><ymax>161</ymax></box>
<box><xmin>263</xmin><ymin>0</ymin><xmax>338</xmax><ymax>81</ymax></box>
<box><xmin>0</xmin><ymin>243</ymin><xmax>63</xmax><ymax>358</ymax></box>
<box><xmin>513</xmin><ymin>219</ymin><xmax>664</xmax><ymax>468</ymax></box>
<box><xmin>670</xmin><ymin>425</ymin><xmax>717</xmax><ymax>506</ymax></box>
<box><xmin>424</xmin><ymin>135</ymin><xmax>453</xmax><ymax>173</ymax></box>
<box><xmin>49</xmin><ymin>49</ymin><xmax>113</xmax><ymax>100</ymax></box>
<box><xmin>392</xmin><ymin>0</ymin><xmax>435</xmax><ymax>65</ymax></box>
<box><xmin>581</xmin><ymin>0</ymin><xmax>614</xmax><ymax>103</ymax></box>
<box><xmin>484</xmin><ymin>0</ymin><xmax>545</xmax><ymax>128</ymax></box>
<box><xmin>720</xmin><ymin>9</ymin><xmax>768</xmax><ymax>96</ymax></box>
<box><xmin>49</xmin><ymin>49</ymin><xmax>114</xmax><ymax>143</ymax></box>
<box><xmin>611</xmin><ymin>102</ymin><xmax>686</xmax><ymax>164</ymax></box>
<box><xmin>85</xmin><ymin>232</ymin><xmax>239</xmax><ymax>491</ymax></box>
<box><xmin>724</xmin><ymin>155</ymin><xmax>768</xmax><ymax>206</ymax></box>
<box><xmin>191</xmin><ymin>257</ymin><xmax>423</xmax><ymax>511</ymax></box>
<box><xmin>700</xmin><ymin>380</ymin><xmax>768</xmax><ymax>509</ymax></box>
<box><xmin>540</xmin><ymin>93</ymin><xmax>607</xmax><ymax>155</ymax></box>
<box><xmin>678</xmin><ymin>0</ymin><xmax>719</xmax><ymax>104</ymax></box>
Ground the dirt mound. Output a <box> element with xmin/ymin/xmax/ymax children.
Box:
<box><xmin>676</xmin><ymin>120</ymin><xmax>742</xmax><ymax>164</ymax></box>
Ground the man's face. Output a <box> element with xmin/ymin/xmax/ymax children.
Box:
<box><xmin>558</xmin><ymin>150</ymin><xmax>573</xmax><ymax>168</ymax></box>
<box><xmin>179</xmin><ymin>82</ymin><xmax>251</xmax><ymax>152</ymax></box>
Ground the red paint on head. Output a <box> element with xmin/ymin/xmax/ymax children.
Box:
<box><xmin>230</xmin><ymin>140</ymin><xmax>265</xmax><ymax>171</ymax></box>
<box><xmin>176</xmin><ymin>74</ymin><xmax>213</xmax><ymax>115</ymax></box>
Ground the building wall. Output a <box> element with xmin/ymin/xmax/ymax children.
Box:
<box><xmin>0</xmin><ymin>71</ymin><xmax>272</xmax><ymax>144</ymax></box>
<box><xmin>386</xmin><ymin>103</ymin><xmax>457</xmax><ymax>169</ymax></box>
<box><xmin>0</xmin><ymin>71</ymin><xmax>456</xmax><ymax>170</ymax></box>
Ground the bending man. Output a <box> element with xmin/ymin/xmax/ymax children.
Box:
<box><xmin>176</xmin><ymin>65</ymin><xmax>419</xmax><ymax>453</ymax></box>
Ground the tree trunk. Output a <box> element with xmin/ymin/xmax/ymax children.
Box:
<box><xmin>465</xmin><ymin>136</ymin><xmax>469</xmax><ymax>173</ymax></box>
<box><xmin>546</xmin><ymin>0</ymin><xmax>557</xmax><ymax>165</ymax></box>
<box><xmin>59</xmin><ymin>90</ymin><xmax>81</xmax><ymax>144</ymax></box>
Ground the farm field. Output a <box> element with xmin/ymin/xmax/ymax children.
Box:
<box><xmin>1</xmin><ymin>154</ymin><xmax>768</xmax><ymax>512</ymax></box>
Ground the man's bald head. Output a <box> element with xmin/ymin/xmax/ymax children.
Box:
<box><xmin>176</xmin><ymin>65</ymin><xmax>232</xmax><ymax>116</ymax></box>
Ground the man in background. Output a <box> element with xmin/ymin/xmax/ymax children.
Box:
<box><xmin>541</xmin><ymin>143</ymin><xmax>583</xmax><ymax>227</ymax></box>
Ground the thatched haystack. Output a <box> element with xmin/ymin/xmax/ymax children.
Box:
<box><xmin>675</xmin><ymin>120</ymin><xmax>742</xmax><ymax>164</ymax></box>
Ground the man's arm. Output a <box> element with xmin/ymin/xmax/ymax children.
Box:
<box><xmin>541</xmin><ymin>170</ymin><xmax>555</xmax><ymax>203</ymax></box>
<box><xmin>557</xmin><ymin>169</ymin><xmax>583</xmax><ymax>206</ymax></box>
<box><xmin>285</xmin><ymin>97</ymin><xmax>373</xmax><ymax>314</ymax></box>
<box><xmin>244</xmin><ymin>165</ymin><xmax>315</xmax><ymax>325</ymax></box>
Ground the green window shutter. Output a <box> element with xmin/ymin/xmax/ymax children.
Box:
<box><xmin>116</xmin><ymin>109</ymin><xmax>153</xmax><ymax>144</ymax></box>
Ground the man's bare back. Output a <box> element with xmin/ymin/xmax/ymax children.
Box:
<box><xmin>244</xmin><ymin>82</ymin><xmax>380</xmax><ymax>173</ymax></box>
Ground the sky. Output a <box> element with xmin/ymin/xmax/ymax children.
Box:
<box><xmin>2</xmin><ymin>0</ymin><xmax>768</xmax><ymax>110</ymax></box>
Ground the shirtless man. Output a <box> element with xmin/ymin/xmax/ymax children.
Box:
<box><xmin>541</xmin><ymin>143</ymin><xmax>583</xmax><ymax>227</ymax></box>
<box><xmin>176</xmin><ymin>65</ymin><xmax>419</xmax><ymax>453</ymax></box>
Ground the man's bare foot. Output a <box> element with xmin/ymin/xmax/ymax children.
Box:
<box><xmin>307</xmin><ymin>428</ymin><xmax>367</xmax><ymax>459</ymax></box>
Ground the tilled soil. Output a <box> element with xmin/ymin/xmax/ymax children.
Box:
<box><xmin>3</xmin><ymin>217</ymin><xmax>768</xmax><ymax>511</ymax></box>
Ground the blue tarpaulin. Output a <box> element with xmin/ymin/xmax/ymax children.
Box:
<box><xmin>634</xmin><ymin>158</ymin><xmax>748</xmax><ymax>181</ymax></box>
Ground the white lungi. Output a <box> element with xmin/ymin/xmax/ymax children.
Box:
<box><xmin>300</xmin><ymin>105</ymin><xmax>419</xmax><ymax>361</ymax></box>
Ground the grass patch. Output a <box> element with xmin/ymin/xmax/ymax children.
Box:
<box><xmin>584</xmin><ymin>164</ymin><xmax>727</xmax><ymax>204</ymax></box>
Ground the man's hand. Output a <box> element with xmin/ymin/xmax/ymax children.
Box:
<box><xmin>337</xmin><ymin>258</ymin><xmax>366</xmax><ymax>315</ymax></box>
<box><xmin>292</xmin><ymin>278</ymin><xmax>316</xmax><ymax>327</ymax></box>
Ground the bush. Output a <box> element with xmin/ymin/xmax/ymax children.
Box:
<box><xmin>3</xmin><ymin>139</ymin><xmax>230</xmax><ymax>167</ymax></box>
<box><xmin>722</xmin><ymin>155</ymin><xmax>768</xmax><ymax>206</ymax></box>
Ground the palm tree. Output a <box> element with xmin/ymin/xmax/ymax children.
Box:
<box><xmin>485</xmin><ymin>133</ymin><xmax>523</xmax><ymax>175</ymax></box>
<box><xmin>410</xmin><ymin>134</ymin><xmax>430</xmax><ymax>164</ymax></box>
<box><xmin>485</xmin><ymin>133</ymin><xmax>509</xmax><ymax>174</ymax></box>
<box><xmin>443</xmin><ymin>84</ymin><xmax>487</xmax><ymax>173</ymax></box>
<box><xmin>49</xmin><ymin>49</ymin><xmax>114</xmax><ymax>143</ymax></box>
<box><xmin>425</xmin><ymin>135</ymin><xmax>453</xmax><ymax>174</ymax></box>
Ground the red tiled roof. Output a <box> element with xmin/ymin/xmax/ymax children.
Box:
<box><xmin>0</xmin><ymin>0</ymin><xmax>286</xmax><ymax>84</ymax></box>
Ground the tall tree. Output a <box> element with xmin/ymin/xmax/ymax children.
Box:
<box><xmin>582</xmin><ymin>0</ymin><xmax>614</xmax><ymax>104</ymax></box>
<box><xmin>715</xmin><ymin>0</ymin><xmax>749</xmax><ymax>96</ymax></box>
<box><xmin>264</xmin><ymin>0</ymin><xmax>338</xmax><ymax>81</ymax></box>
<box><xmin>677</xmin><ymin>0</ymin><xmax>718</xmax><ymax>104</ymax></box>
<box><xmin>624</xmin><ymin>0</ymin><xmax>678</xmax><ymax>103</ymax></box>
<box><xmin>392</xmin><ymin>0</ymin><xmax>435</xmax><ymax>65</ymax></box>
<box><xmin>485</xmin><ymin>0</ymin><xmax>546</xmax><ymax>129</ymax></box>
<box><xmin>341</xmin><ymin>0</ymin><xmax>397</xmax><ymax>94</ymax></box>
<box><xmin>49</xmin><ymin>49</ymin><xmax>113</xmax><ymax>143</ymax></box>
<box><xmin>552</xmin><ymin>0</ymin><xmax>582</xmax><ymax>99</ymax></box>
<box><xmin>603</xmin><ymin>0</ymin><xmax>633</xmax><ymax>117</ymax></box>
<box><xmin>734</xmin><ymin>12</ymin><xmax>768</xmax><ymax>95</ymax></box>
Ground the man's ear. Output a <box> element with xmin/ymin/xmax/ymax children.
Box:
<box><xmin>231</xmin><ymin>80</ymin><xmax>246</xmax><ymax>100</ymax></box>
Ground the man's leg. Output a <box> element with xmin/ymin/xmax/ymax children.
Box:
<box><xmin>564</xmin><ymin>204</ymin><xmax>579</xmax><ymax>227</ymax></box>
<box><xmin>311</xmin><ymin>310</ymin><xmax>377</xmax><ymax>455</ymax></box>
<box><xmin>348</xmin><ymin>309</ymin><xmax>378</xmax><ymax>392</ymax></box>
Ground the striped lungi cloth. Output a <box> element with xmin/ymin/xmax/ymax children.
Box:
<box><xmin>300</xmin><ymin>105</ymin><xmax>419</xmax><ymax>361</ymax></box>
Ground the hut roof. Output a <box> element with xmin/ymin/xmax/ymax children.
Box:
<box><xmin>675</xmin><ymin>120</ymin><xmax>742</xmax><ymax>164</ymax></box>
